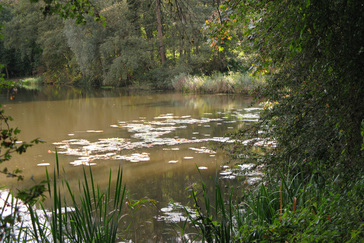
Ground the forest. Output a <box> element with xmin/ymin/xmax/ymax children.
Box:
<box><xmin>0</xmin><ymin>0</ymin><xmax>363</xmax><ymax>242</ymax></box>
<box><xmin>0</xmin><ymin>0</ymin><xmax>244</xmax><ymax>88</ymax></box>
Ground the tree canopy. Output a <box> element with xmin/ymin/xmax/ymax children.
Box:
<box><xmin>29</xmin><ymin>0</ymin><xmax>105</xmax><ymax>24</ymax></box>
<box><xmin>0</xmin><ymin>0</ymin><xmax>243</xmax><ymax>86</ymax></box>
<box><xmin>211</xmin><ymin>0</ymin><xmax>364</xmax><ymax>178</ymax></box>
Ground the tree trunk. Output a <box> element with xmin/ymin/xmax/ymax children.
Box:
<box><xmin>5</xmin><ymin>66</ymin><xmax>9</xmax><ymax>79</ymax></box>
<box><xmin>155</xmin><ymin>0</ymin><xmax>166</xmax><ymax>64</ymax></box>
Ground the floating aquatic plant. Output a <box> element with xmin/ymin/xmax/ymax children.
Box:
<box><xmin>52</xmin><ymin>110</ymin><xmax>266</xmax><ymax>167</ymax></box>
<box><xmin>198</xmin><ymin>166</ymin><xmax>208</xmax><ymax>170</ymax></box>
<box><xmin>156</xmin><ymin>202</ymin><xmax>196</xmax><ymax>224</ymax></box>
<box><xmin>118</xmin><ymin>153</ymin><xmax>150</xmax><ymax>163</ymax></box>
<box><xmin>189</xmin><ymin>147</ymin><xmax>216</xmax><ymax>154</ymax></box>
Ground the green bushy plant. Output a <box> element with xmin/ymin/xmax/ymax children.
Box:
<box><xmin>185</xmin><ymin>171</ymin><xmax>363</xmax><ymax>242</ymax></box>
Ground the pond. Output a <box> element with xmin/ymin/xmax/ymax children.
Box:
<box><xmin>0</xmin><ymin>87</ymin><xmax>262</xmax><ymax>241</ymax></box>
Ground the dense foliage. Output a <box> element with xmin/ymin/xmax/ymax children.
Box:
<box><xmin>210</xmin><ymin>0</ymin><xmax>364</xmax><ymax>178</ymax></box>
<box><xmin>185</xmin><ymin>0</ymin><xmax>364</xmax><ymax>241</ymax></box>
<box><xmin>188</xmin><ymin>169</ymin><xmax>363</xmax><ymax>242</ymax></box>
<box><xmin>0</xmin><ymin>0</ymin><xmax>247</xmax><ymax>87</ymax></box>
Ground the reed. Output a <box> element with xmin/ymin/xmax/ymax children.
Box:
<box><xmin>171</xmin><ymin>72</ymin><xmax>266</xmax><ymax>94</ymax></box>
<box><xmin>0</xmin><ymin>191</ymin><xmax>21</xmax><ymax>242</ymax></box>
<box><xmin>10</xmin><ymin>152</ymin><xmax>128</xmax><ymax>243</ymax></box>
<box><xmin>185</xmin><ymin>171</ymin><xmax>234</xmax><ymax>242</ymax></box>
<box><xmin>183</xmin><ymin>169</ymin><xmax>351</xmax><ymax>241</ymax></box>
<box><xmin>44</xmin><ymin>155</ymin><xmax>126</xmax><ymax>242</ymax></box>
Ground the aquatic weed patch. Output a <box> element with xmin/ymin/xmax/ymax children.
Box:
<box><xmin>155</xmin><ymin>202</ymin><xmax>197</xmax><ymax>224</ymax></box>
<box><xmin>53</xmin><ymin>108</ymin><xmax>266</xmax><ymax>167</ymax></box>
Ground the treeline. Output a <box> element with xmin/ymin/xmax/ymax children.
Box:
<box><xmin>0</xmin><ymin>0</ymin><xmax>246</xmax><ymax>87</ymax></box>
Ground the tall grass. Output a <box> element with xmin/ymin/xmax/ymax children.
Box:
<box><xmin>171</xmin><ymin>72</ymin><xmax>266</xmax><ymax>93</ymax></box>
<box><xmin>1</xmin><ymin>152</ymin><xmax>129</xmax><ymax>242</ymax></box>
<box><xmin>184</xmin><ymin>169</ymin><xmax>235</xmax><ymax>242</ymax></box>
<box><xmin>42</xmin><ymin>153</ymin><xmax>127</xmax><ymax>242</ymax></box>
<box><xmin>185</xmin><ymin>171</ymin><xmax>364</xmax><ymax>242</ymax></box>
<box><xmin>0</xmin><ymin>191</ymin><xmax>24</xmax><ymax>242</ymax></box>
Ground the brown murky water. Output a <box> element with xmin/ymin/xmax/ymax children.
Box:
<box><xmin>0</xmin><ymin>87</ymin><xmax>260</xmax><ymax>241</ymax></box>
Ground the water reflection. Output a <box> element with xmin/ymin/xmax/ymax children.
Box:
<box><xmin>0</xmin><ymin>87</ymin><xmax>259</xmax><ymax>241</ymax></box>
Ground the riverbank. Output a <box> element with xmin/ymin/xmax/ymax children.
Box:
<box><xmin>184</xmin><ymin>168</ymin><xmax>364</xmax><ymax>242</ymax></box>
<box><xmin>5</xmin><ymin>71</ymin><xmax>266</xmax><ymax>94</ymax></box>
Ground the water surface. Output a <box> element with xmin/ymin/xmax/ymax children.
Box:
<box><xmin>0</xmin><ymin>87</ymin><xmax>259</xmax><ymax>241</ymax></box>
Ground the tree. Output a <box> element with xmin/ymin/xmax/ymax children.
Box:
<box><xmin>0</xmin><ymin>0</ymin><xmax>104</xmax><ymax>80</ymax></box>
<box><xmin>2</xmin><ymin>1</ymin><xmax>44</xmax><ymax>77</ymax></box>
<box><xmin>1</xmin><ymin>0</ymin><xmax>234</xmax><ymax>85</ymax></box>
<box><xmin>155</xmin><ymin>0</ymin><xmax>166</xmax><ymax>64</ymax></box>
<box><xmin>29</xmin><ymin>0</ymin><xmax>105</xmax><ymax>25</ymax></box>
<box><xmin>37</xmin><ymin>15</ymin><xmax>76</xmax><ymax>83</ymax></box>
<box><xmin>211</xmin><ymin>0</ymin><xmax>364</xmax><ymax>177</ymax></box>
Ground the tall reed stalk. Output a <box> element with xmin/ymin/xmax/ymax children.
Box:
<box><xmin>24</xmin><ymin>152</ymin><xmax>127</xmax><ymax>242</ymax></box>
<box><xmin>185</xmin><ymin>169</ymin><xmax>331</xmax><ymax>241</ymax></box>
<box><xmin>171</xmin><ymin>72</ymin><xmax>266</xmax><ymax>93</ymax></box>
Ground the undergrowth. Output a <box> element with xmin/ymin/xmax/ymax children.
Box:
<box><xmin>185</xmin><ymin>171</ymin><xmax>364</xmax><ymax>242</ymax></box>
